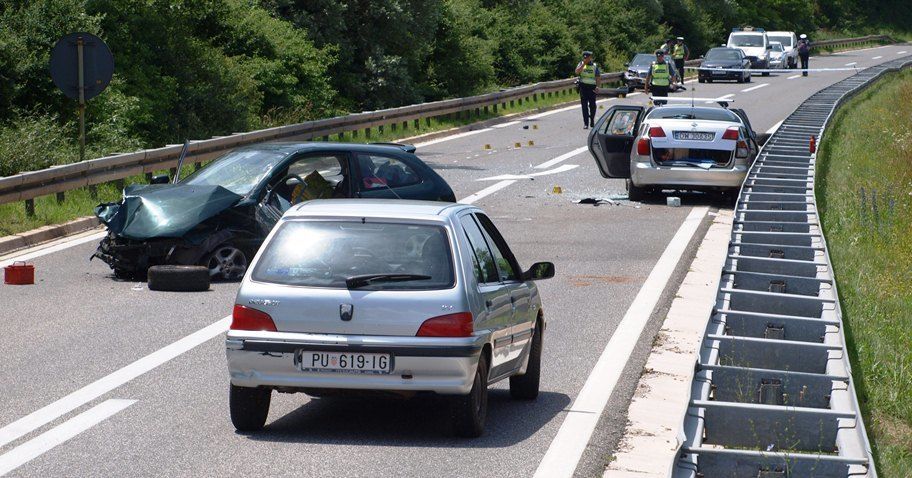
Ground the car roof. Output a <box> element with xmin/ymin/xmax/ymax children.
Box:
<box><xmin>285</xmin><ymin>199</ymin><xmax>469</xmax><ymax>220</ymax></box>
<box><xmin>708</xmin><ymin>47</ymin><xmax>741</xmax><ymax>53</ymax></box>
<box><xmin>233</xmin><ymin>142</ymin><xmax>415</xmax><ymax>155</ymax></box>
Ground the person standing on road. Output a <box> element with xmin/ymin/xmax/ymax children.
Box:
<box><xmin>575</xmin><ymin>51</ymin><xmax>600</xmax><ymax>129</ymax></box>
<box><xmin>797</xmin><ymin>34</ymin><xmax>811</xmax><ymax>76</ymax></box>
<box><xmin>645</xmin><ymin>50</ymin><xmax>675</xmax><ymax>99</ymax></box>
<box><xmin>672</xmin><ymin>37</ymin><xmax>690</xmax><ymax>88</ymax></box>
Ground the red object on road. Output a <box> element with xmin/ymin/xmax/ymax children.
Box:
<box><xmin>4</xmin><ymin>261</ymin><xmax>35</xmax><ymax>285</ymax></box>
<box><xmin>810</xmin><ymin>135</ymin><xmax>817</xmax><ymax>153</ymax></box>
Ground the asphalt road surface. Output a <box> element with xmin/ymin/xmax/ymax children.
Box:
<box><xmin>0</xmin><ymin>44</ymin><xmax>908</xmax><ymax>478</ymax></box>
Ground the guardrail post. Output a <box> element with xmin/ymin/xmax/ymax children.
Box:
<box><xmin>414</xmin><ymin>119</ymin><xmax>419</xmax><ymax>130</ymax></box>
<box><xmin>484</xmin><ymin>105</ymin><xmax>489</xmax><ymax>115</ymax></box>
<box><xmin>169</xmin><ymin>167</ymin><xmax>177</xmax><ymax>178</ymax></box>
<box><xmin>145</xmin><ymin>172</ymin><xmax>153</xmax><ymax>183</ymax></box>
<box><xmin>493</xmin><ymin>103</ymin><xmax>498</xmax><ymax>114</ymax></box>
<box><xmin>533</xmin><ymin>93</ymin><xmax>538</xmax><ymax>102</ymax></box>
<box><xmin>56</xmin><ymin>192</ymin><xmax>65</xmax><ymax>204</ymax></box>
<box><xmin>402</xmin><ymin>121</ymin><xmax>407</xmax><ymax>131</ymax></box>
<box><xmin>425</xmin><ymin>117</ymin><xmax>431</xmax><ymax>128</ymax></box>
<box><xmin>510</xmin><ymin>99</ymin><xmax>515</xmax><ymax>108</ymax></box>
<box><xmin>365</xmin><ymin>127</ymin><xmax>371</xmax><ymax>138</ymax></box>
<box><xmin>115</xmin><ymin>178</ymin><xmax>125</xmax><ymax>191</ymax></box>
<box><xmin>194</xmin><ymin>162</ymin><xmax>201</xmax><ymax>171</ymax></box>
<box><xmin>475</xmin><ymin>107</ymin><xmax>480</xmax><ymax>117</ymax></box>
<box><xmin>391</xmin><ymin>122</ymin><xmax>397</xmax><ymax>133</ymax></box>
<box><xmin>24</xmin><ymin>199</ymin><xmax>35</xmax><ymax>217</ymax></box>
<box><xmin>337</xmin><ymin>132</ymin><xmax>344</xmax><ymax>141</ymax></box>
<box><xmin>379</xmin><ymin>125</ymin><xmax>384</xmax><ymax>136</ymax></box>
<box><xmin>88</xmin><ymin>184</ymin><xmax>98</xmax><ymax>199</ymax></box>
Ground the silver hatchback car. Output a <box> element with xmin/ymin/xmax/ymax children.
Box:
<box><xmin>225</xmin><ymin>199</ymin><xmax>554</xmax><ymax>437</ymax></box>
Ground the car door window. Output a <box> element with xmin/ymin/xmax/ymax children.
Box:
<box><xmin>275</xmin><ymin>154</ymin><xmax>349</xmax><ymax>204</ymax></box>
<box><xmin>474</xmin><ymin>213</ymin><xmax>519</xmax><ymax>282</ymax></box>
<box><xmin>460</xmin><ymin>215</ymin><xmax>499</xmax><ymax>284</ymax></box>
<box><xmin>356</xmin><ymin>154</ymin><xmax>421</xmax><ymax>191</ymax></box>
<box><xmin>601</xmin><ymin>109</ymin><xmax>640</xmax><ymax>136</ymax></box>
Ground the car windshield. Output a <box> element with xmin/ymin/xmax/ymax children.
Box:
<box><xmin>649</xmin><ymin>107</ymin><xmax>740</xmax><ymax>122</ymax></box>
<box><xmin>705</xmin><ymin>49</ymin><xmax>742</xmax><ymax>62</ymax></box>
<box><xmin>770</xmin><ymin>43</ymin><xmax>784</xmax><ymax>52</ymax></box>
<box><xmin>180</xmin><ymin>149</ymin><xmax>288</xmax><ymax>196</ymax></box>
<box><xmin>630</xmin><ymin>54</ymin><xmax>654</xmax><ymax>67</ymax></box>
<box><xmin>252</xmin><ymin>220</ymin><xmax>455</xmax><ymax>290</ymax></box>
<box><xmin>769</xmin><ymin>35</ymin><xmax>792</xmax><ymax>47</ymax></box>
<box><xmin>731</xmin><ymin>34</ymin><xmax>765</xmax><ymax>47</ymax></box>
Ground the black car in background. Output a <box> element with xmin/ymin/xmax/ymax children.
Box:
<box><xmin>698</xmin><ymin>48</ymin><xmax>752</xmax><ymax>83</ymax></box>
<box><xmin>92</xmin><ymin>142</ymin><xmax>456</xmax><ymax>280</ymax></box>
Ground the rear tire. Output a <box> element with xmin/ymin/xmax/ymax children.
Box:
<box><xmin>626</xmin><ymin>179</ymin><xmax>650</xmax><ymax>202</ymax></box>
<box><xmin>745</xmin><ymin>74</ymin><xmax>751</xmax><ymax>83</ymax></box>
<box><xmin>205</xmin><ymin>243</ymin><xmax>248</xmax><ymax>282</ymax></box>
<box><xmin>147</xmin><ymin>265</ymin><xmax>210</xmax><ymax>292</ymax></box>
<box><xmin>229</xmin><ymin>384</ymin><xmax>271</xmax><ymax>432</ymax></box>
<box><xmin>452</xmin><ymin>354</ymin><xmax>489</xmax><ymax>438</ymax></box>
<box><xmin>510</xmin><ymin>323</ymin><xmax>542</xmax><ymax>400</ymax></box>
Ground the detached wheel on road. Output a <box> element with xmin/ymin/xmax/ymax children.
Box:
<box><xmin>205</xmin><ymin>244</ymin><xmax>248</xmax><ymax>281</ymax></box>
<box><xmin>230</xmin><ymin>384</ymin><xmax>271</xmax><ymax>432</ymax></box>
<box><xmin>147</xmin><ymin>265</ymin><xmax>210</xmax><ymax>292</ymax></box>
<box><xmin>510</xmin><ymin>322</ymin><xmax>542</xmax><ymax>400</ymax></box>
<box><xmin>452</xmin><ymin>354</ymin><xmax>489</xmax><ymax>438</ymax></box>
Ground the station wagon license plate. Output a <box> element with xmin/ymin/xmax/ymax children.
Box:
<box><xmin>297</xmin><ymin>351</ymin><xmax>392</xmax><ymax>374</ymax></box>
<box><xmin>674</xmin><ymin>131</ymin><xmax>715</xmax><ymax>141</ymax></box>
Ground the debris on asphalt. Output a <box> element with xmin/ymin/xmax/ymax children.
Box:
<box><xmin>576</xmin><ymin>197</ymin><xmax>619</xmax><ymax>206</ymax></box>
<box><xmin>667</xmin><ymin>196</ymin><xmax>682</xmax><ymax>207</ymax></box>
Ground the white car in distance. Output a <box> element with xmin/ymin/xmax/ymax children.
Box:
<box><xmin>767</xmin><ymin>31</ymin><xmax>799</xmax><ymax>69</ymax></box>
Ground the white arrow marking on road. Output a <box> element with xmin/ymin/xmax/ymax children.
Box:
<box><xmin>0</xmin><ymin>318</ymin><xmax>230</xmax><ymax>449</ymax></box>
<box><xmin>533</xmin><ymin>206</ymin><xmax>709</xmax><ymax>478</ymax></box>
<box><xmin>872</xmin><ymin>56</ymin><xmax>883</xmax><ymax>59</ymax></box>
<box><xmin>477</xmin><ymin>164</ymin><xmax>580</xmax><ymax>181</ymax></box>
<box><xmin>741</xmin><ymin>83</ymin><xmax>769</xmax><ymax>93</ymax></box>
<box><xmin>845</xmin><ymin>62</ymin><xmax>857</xmax><ymax>66</ymax></box>
<box><xmin>534</xmin><ymin>146</ymin><xmax>588</xmax><ymax>169</ymax></box>
<box><xmin>0</xmin><ymin>399</ymin><xmax>135</xmax><ymax>476</ymax></box>
<box><xmin>458</xmin><ymin>180</ymin><xmax>516</xmax><ymax>204</ymax></box>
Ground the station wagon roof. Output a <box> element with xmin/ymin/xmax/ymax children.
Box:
<box><xmin>286</xmin><ymin>199</ymin><xmax>468</xmax><ymax>219</ymax></box>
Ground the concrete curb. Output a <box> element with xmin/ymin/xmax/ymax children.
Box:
<box><xmin>604</xmin><ymin>210</ymin><xmax>733</xmax><ymax>477</ymax></box>
<box><xmin>0</xmin><ymin>216</ymin><xmax>101</xmax><ymax>256</ymax></box>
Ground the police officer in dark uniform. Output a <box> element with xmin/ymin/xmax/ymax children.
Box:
<box><xmin>797</xmin><ymin>34</ymin><xmax>811</xmax><ymax>76</ymax></box>
<box><xmin>575</xmin><ymin>51</ymin><xmax>600</xmax><ymax>129</ymax></box>
<box><xmin>645</xmin><ymin>50</ymin><xmax>675</xmax><ymax>99</ymax></box>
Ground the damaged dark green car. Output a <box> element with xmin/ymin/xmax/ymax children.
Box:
<box><xmin>92</xmin><ymin>142</ymin><xmax>456</xmax><ymax>280</ymax></box>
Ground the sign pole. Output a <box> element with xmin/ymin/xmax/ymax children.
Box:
<box><xmin>76</xmin><ymin>36</ymin><xmax>95</xmax><ymax>199</ymax></box>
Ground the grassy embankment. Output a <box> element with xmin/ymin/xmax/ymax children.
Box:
<box><xmin>0</xmin><ymin>90</ymin><xmax>583</xmax><ymax>237</ymax></box>
<box><xmin>816</xmin><ymin>68</ymin><xmax>912</xmax><ymax>475</ymax></box>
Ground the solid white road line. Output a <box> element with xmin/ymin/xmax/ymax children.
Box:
<box><xmin>844</xmin><ymin>62</ymin><xmax>857</xmax><ymax>66</ymax></box>
<box><xmin>458</xmin><ymin>180</ymin><xmax>516</xmax><ymax>205</ymax></box>
<box><xmin>766</xmin><ymin>120</ymin><xmax>785</xmax><ymax>135</ymax></box>
<box><xmin>0</xmin><ymin>317</ymin><xmax>230</xmax><ymax>449</ymax></box>
<box><xmin>899</xmin><ymin>51</ymin><xmax>908</xmax><ymax>55</ymax></box>
<box><xmin>478</xmin><ymin>164</ymin><xmax>579</xmax><ymax>181</ymax></box>
<box><xmin>787</xmin><ymin>74</ymin><xmax>802</xmax><ymax>79</ymax></box>
<box><xmin>533</xmin><ymin>206</ymin><xmax>709</xmax><ymax>478</ymax></box>
<box><xmin>0</xmin><ymin>399</ymin><xmax>135</xmax><ymax>476</ymax></box>
<box><xmin>0</xmin><ymin>231</ymin><xmax>106</xmax><ymax>269</ymax></box>
<box><xmin>741</xmin><ymin>83</ymin><xmax>769</xmax><ymax>93</ymax></box>
<box><xmin>872</xmin><ymin>56</ymin><xmax>883</xmax><ymax>60</ymax></box>
<box><xmin>705</xmin><ymin>94</ymin><xmax>734</xmax><ymax>104</ymax></box>
<box><xmin>414</xmin><ymin>128</ymin><xmax>492</xmax><ymax>148</ymax></box>
<box><xmin>534</xmin><ymin>146</ymin><xmax>589</xmax><ymax>169</ymax></box>
<box><xmin>491</xmin><ymin>121</ymin><xmax>520</xmax><ymax>129</ymax></box>
<box><xmin>526</xmin><ymin>99</ymin><xmax>614</xmax><ymax>120</ymax></box>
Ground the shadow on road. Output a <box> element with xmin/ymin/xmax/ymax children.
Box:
<box><xmin>244</xmin><ymin>389</ymin><xmax>571</xmax><ymax>447</ymax></box>
<box><xmin>637</xmin><ymin>189</ymin><xmax>736</xmax><ymax>209</ymax></box>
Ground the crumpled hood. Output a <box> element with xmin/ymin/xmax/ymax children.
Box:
<box><xmin>95</xmin><ymin>183</ymin><xmax>243</xmax><ymax>240</ymax></box>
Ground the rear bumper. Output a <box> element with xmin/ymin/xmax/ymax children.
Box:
<box><xmin>631</xmin><ymin>157</ymin><xmax>749</xmax><ymax>189</ymax></box>
<box><xmin>225</xmin><ymin>331</ymin><xmax>484</xmax><ymax>395</ymax></box>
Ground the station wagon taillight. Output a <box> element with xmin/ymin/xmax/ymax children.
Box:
<box><xmin>722</xmin><ymin>127</ymin><xmax>740</xmax><ymax>140</ymax></box>
<box><xmin>648</xmin><ymin>126</ymin><xmax>666</xmax><ymax>138</ymax></box>
<box><xmin>636</xmin><ymin>137</ymin><xmax>651</xmax><ymax>156</ymax></box>
<box><xmin>416</xmin><ymin>312</ymin><xmax>474</xmax><ymax>337</ymax></box>
<box><xmin>231</xmin><ymin>305</ymin><xmax>278</xmax><ymax>332</ymax></box>
<box><xmin>736</xmin><ymin>140</ymin><xmax>750</xmax><ymax>158</ymax></box>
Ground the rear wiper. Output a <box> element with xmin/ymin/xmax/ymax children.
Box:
<box><xmin>345</xmin><ymin>273</ymin><xmax>431</xmax><ymax>289</ymax></box>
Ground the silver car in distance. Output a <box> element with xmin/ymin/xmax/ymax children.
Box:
<box><xmin>225</xmin><ymin>199</ymin><xmax>554</xmax><ymax>437</ymax></box>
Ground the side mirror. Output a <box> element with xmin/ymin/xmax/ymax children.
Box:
<box><xmin>624</xmin><ymin>62</ymin><xmax>629</xmax><ymax>67</ymax></box>
<box><xmin>699</xmin><ymin>55</ymin><xmax>704</xmax><ymax>59</ymax></box>
<box><xmin>150</xmin><ymin>174</ymin><xmax>170</xmax><ymax>185</ymax></box>
<box><xmin>522</xmin><ymin>262</ymin><xmax>555</xmax><ymax>281</ymax></box>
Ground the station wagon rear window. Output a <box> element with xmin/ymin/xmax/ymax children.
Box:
<box><xmin>252</xmin><ymin>221</ymin><xmax>455</xmax><ymax>290</ymax></box>
<box><xmin>648</xmin><ymin>107</ymin><xmax>740</xmax><ymax>122</ymax></box>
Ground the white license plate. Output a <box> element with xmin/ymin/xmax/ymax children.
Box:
<box><xmin>674</xmin><ymin>132</ymin><xmax>715</xmax><ymax>141</ymax></box>
<box><xmin>297</xmin><ymin>351</ymin><xmax>392</xmax><ymax>374</ymax></box>
<box><xmin>712</xmin><ymin>70</ymin><xmax>727</xmax><ymax>75</ymax></box>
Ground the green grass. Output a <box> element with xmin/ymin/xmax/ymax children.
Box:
<box><xmin>816</xmin><ymin>68</ymin><xmax>912</xmax><ymax>475</ymax></box>
<box><xmin>0</xmin><ymin>88</ymin><xmax>580</xmax><ymax>237</ymax></box>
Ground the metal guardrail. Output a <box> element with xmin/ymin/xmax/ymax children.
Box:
<box><xmin>0</xmin><ymin>36</ymin><xmax>894</xmax><ymax>212</ymax></box>
<box><xmin>673</xmin><ymin>54</ymin><xmax>912</xmax><ymax>478</ymax></box>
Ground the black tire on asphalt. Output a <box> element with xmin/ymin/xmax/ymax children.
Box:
<box><xmin>706</xmin><ymin>78</ymin><xmax>713</xmax><ymax>83</ymax></box>
<box><xmin>452</xmin><ymin>354</ymin><xmax>489</xmax><ymax>438</ymax></box>
<box><xmin>147</xmin><ymin>265</ymin><xmax>210</xmax><ymax>292</ymax></box>
<box><xmin>697</xmin><ymin>78</ymin><xmax>705</xmax><ymax>83</ymax></box>
<box><xmin>745</xmin><ymin>74</ymin><xmax>751</xmax><ymax>83</ymax></box>
<box><xmin>509</xmin><ymin>321</ymin><xmax>542</xmax><ymax>400</ymax></box>
<box><xmin>626</xmin><ymin>179</ymin><xmax>649</xmax><ymax>203</ymax></box>
<box><xmin>229</xmin><ymin>384</ymin><xmax>271</xmax><ymax>432</ymax></box>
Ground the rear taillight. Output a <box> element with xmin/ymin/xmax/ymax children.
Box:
<box><xmin>736</xmin><ymin>140</ymin><xmax>750</xmax><ymax>158</ymax></box>
<box><xmin>231</xmin><ymin>304</ymin><xmax>278</xmax><ymax>332</ymax></box>
<box><xmin>416</xmin><ymin>312</ymin><xmax>474</xmax><ymax>337</ymax></box>
<box><xmin>636</xmin><ymin>137</ymin><xmax>651</xmax><ymax>156</ymax></box>
<box><xmin>722</xmin><ymin>127</ymin><xmax>740</xmax><ymax>141</ymax></box>
<box><xmin>648</xmin><ymin>126</ymin><xmax>666</xmax><ymax>138</ymax></box>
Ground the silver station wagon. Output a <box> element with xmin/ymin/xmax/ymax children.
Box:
<box><xmin>225</xmin><ymin>199</ymin><xmax>554</xmax><ymax>437</ymax></box>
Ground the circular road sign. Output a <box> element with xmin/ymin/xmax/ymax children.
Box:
<box><xmin>49</xmin><ymin>32</ymin><xmax>114</xmax><ymax>101</ymax></box>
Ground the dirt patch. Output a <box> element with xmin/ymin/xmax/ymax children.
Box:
<box><xmin>568</xmin><ymin>274</ymin><xmax>638</xmax><ymax>287</ymax></box>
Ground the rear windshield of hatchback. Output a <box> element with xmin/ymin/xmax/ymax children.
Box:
<box><xmin>252</xmin><ymin>220</ymin><xmax>455</xmax><ymax>290</ymax></box>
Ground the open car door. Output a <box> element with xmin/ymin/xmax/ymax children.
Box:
<box><xmin>730</xmin><ymin>107</ymin><xmax>760</xmax><ymax>156</ymax></box>
<box><xmin>588</xmin><ymin>105</ymin><xmax>644</xmax><ymax>178</ymax></box>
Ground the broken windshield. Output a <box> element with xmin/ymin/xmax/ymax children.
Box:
<box><xmin>181</xmin><ymin>149</ymin><xmax>288</xmax><ymax>196</ymax></box>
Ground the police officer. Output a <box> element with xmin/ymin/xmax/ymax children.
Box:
<box><xmin>797</xmin><ymin>34</ymin><xmax>811</xmax><ymax>76</ymax></box>
<box><xmin>672</xmin><ymin>37</ymin><xmax>690</xmax><ymax>87</ymax></box>
<box><xmin>645</xmin><ymin>50</ymin><xmax>675</xmax><ymax>98</ymax></box>
<box><xmin>575</xmin><ymin>51</ymin><xmax>600</xmax><ymax>129</ymax></box>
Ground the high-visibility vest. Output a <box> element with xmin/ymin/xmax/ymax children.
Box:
<box><xmin>650</xmin><ymin>62</ymin><xmax>670</xmax><ymax>86</ymax></box>
<box><xmin>673</xmin><ymin>43</ymin><xmax>685</xmax><ymax>59</ymax></box>
<box><xmin>580</xmin><ymin>63</ymin><xmax>597</xmax><ymax>85</ymax></box>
